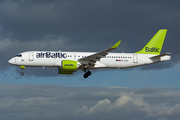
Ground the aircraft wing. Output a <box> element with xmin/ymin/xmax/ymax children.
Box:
<box><xmin>78</xmin><ymin>41</ymin><xmax>121</xmax><ymax>69</ymax></box>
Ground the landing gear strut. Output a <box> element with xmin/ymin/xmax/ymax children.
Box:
<box><xmin>83</xmin><ymin>70</ymin><xmax>91</xmax><ymax>78</ymax></box>
<box><xmin>20</xmin><ymin>66</ymin><xmax>25</xmax><ymax>76</ymax></box>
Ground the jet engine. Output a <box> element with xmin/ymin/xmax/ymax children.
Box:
<box><xmin>58</xmin><ymin>60</ymin><xmax>77</xmax><ymax>74</ymax></box>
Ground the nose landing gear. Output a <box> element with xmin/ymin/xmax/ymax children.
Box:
<box><xmin>20</xmin><ymin>66</ymin><xmax>25</xmax><ymax>76</ymax></box>
<box><xmin>83</xmin><ymin>70</ymin><xmax>91</xmax><ymax>78</ymax></box>
<box><xmin>21</xmin><ymin>72</ymin><xmax>24</xmax><ymax>76</ymax></box>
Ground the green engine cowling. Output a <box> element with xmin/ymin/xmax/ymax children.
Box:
<box><xmin>58</xmin><ymin>60</ymin><xmax>77</xmax><ymax>74</ymax></box>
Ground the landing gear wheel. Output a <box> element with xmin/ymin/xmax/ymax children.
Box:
<box><xmin>83</xmin><ymin>71</ymin><xmax>91</xmax><ymax>78</ymax></box>
<box><xmin>21</xmin><ymin>72</ymin><xmax>24</xmax><ymax>76</ymax></box>
<box><xmin>87</xmin><ymin>71</ymin><xmax>91</xmax><ymax>76</ymax></box>
<box><xmin>83</xmin><ymin>73</ymin><xmax>88</xmax><ymax>78</ymax></box>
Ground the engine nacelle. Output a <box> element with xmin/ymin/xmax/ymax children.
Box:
<box><xmin>58</xmin><ymin>60</ymin><xmax>77</xmax><ymax>74</ymax></box>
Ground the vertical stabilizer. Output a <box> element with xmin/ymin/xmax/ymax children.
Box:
<box><xmin>136</xmin><ymin>29</ymin><xmax>167</xmax><ymax>55</ymax></box>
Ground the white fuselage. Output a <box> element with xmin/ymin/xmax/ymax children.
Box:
<box><xmin>8</xmin><ymin>51</ymin><xmax>171</xmax><ymax>69</ymax></box>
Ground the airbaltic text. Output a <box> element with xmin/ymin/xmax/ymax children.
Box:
<box><xmin>145</xmin><ymin>47</ymin><xmax>159</xmax><ymax>52</ymax></box>
<box><xmin>36</xmin><ymin>52</ymin><xmax>67</xmax><ymax>58</ymax></box>
<box><xmin>64</xmin><ymin>64</ymin><xmax>74</xmax><ymax>66</ymax></box>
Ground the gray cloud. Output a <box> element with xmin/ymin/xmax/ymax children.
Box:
<box><xmin>75</xmin><ymin>94</ymin><xmax>180</xmax><ymax>119</ymax></box>
<box><xmin>0</xmin><ymin>0</ymin><xmax>179</xmax><ymax>75</ymax></box>
<box><xmin>0</xmin><ymin>84</ymin><xmax>180</xmax><ymax>120</ymax></box>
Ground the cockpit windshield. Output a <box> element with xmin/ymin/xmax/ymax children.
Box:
<box><xmin>14</xmin><ymin>54</ymin><xmax>22</xmax><ymax>57</ymax></box>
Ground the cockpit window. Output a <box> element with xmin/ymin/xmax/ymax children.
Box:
<box><xmin>14</xmin><ymin>54</ymin><xmax>22</xmax><ymax>57</ymax></box>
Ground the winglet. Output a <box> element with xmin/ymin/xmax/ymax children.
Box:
<box><xmin>111</xmin><ymin>41</ymin><xmax>121</xmax><ymax>49</ymax></box>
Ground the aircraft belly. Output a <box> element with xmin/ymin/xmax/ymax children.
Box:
<box><xmin>24</xmin><ymin>59</ymin><xmax>59</xmax><ymax>67</ymax></box>
<box><xmin>100</xmin><ymin>59</ymin><xmax>135</xmax><ymax>68</ymax></box>
<box><xmin>100</xmin><ymin>58</ymin><xmax>154</xmax><ymax>69</ymax></box>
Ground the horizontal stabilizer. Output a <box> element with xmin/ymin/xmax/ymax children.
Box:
<box><xmin>149</xmin><ymin>53</ymin><xmax>171</xmax><ymax>59</ymax></box>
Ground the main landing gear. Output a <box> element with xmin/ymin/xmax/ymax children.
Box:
<box><xmin>83</xmin><ymin>70</ymin><xmax>91</xmax><ymax>78</ymax></box>
<box><xmin>20</xmin><ymin>66</ymin><xmax>25</xmax><ymax>76</ymax></box>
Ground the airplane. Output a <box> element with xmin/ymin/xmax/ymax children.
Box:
<box><xmin>8</xmin><ymin>29</ymin><xmax>171</xmax><ymax>78</ymax></box>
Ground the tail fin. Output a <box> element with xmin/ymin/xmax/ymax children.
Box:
<box><xmin>136</xmin><ymin>29</ymin><xmax>167</xmax><ymax>55</ymax></box>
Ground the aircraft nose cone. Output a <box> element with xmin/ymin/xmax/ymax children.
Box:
<box><xmin>8</xmin><ymin>59</ymin><xmax>14</xmax><ymax>65</ymax></box>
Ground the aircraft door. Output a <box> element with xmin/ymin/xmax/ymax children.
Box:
<box><xmin>29</xmin><ymin>52</ymin><xmax>34</xmax><ymax>61</ymax></box>
<box><xmin>133</xmin><ymin>54</ymin><xmax>138</xmax><ymax>63</ymax></box>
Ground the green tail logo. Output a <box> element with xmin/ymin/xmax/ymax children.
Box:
<box><xmin>145</xmin><ymin>47</ymin><xmax>160</xmax><ymax>53</ymax></box>
<box><xmin>136</xmin><ymin>29</ymin><xmax>167</xmax><ymax>55</ymax></box>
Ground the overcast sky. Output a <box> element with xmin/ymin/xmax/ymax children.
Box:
<box><xmin>0</xmin><ymin>0</ymin><xmax>180</xmax><ymax>119</ymax></box>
